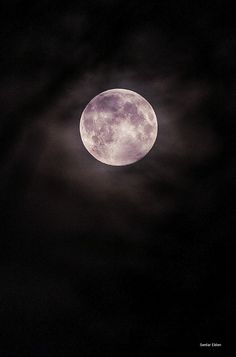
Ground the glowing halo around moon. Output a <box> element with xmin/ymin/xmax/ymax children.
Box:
<box><xmin>79</xmin><ymin>88</ymin><xmax>158</xmax><ymax>166</ymax></box>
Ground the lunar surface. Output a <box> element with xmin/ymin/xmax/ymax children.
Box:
<box><xmin>79</xmin><ymin>88</ymin><xmax>158</xmax><ymax>166</ymax></box>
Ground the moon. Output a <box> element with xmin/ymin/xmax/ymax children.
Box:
<box><xmin>79</xmin><ymin>88</ymin><xmax>158</xmax><ymax>166</ymax></box>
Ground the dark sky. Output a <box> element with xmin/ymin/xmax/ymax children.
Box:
<box><xmin>0</xmin><ymin>1</ymin><xmax>234</xmax><ymax>355</ymax></box>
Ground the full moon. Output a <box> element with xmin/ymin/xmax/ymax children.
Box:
<box><xmin>79</xmin><ymin>88</ymin><xmax>158</xmax><ymax>166</ymax></box>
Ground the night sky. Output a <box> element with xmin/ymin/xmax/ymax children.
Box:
<box><xmin>0</xmin><ymin>1</ymin><xmax>234</xmax><ymax>355</ymax></box>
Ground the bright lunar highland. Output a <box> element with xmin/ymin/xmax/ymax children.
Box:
<box><xmin>79</xmin><ymin>89</ymin><xmax>158</xmax><ymax>166</ymax></box>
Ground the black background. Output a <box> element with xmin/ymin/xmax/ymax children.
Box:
<box><xmin>0</xmin><ymin>1</ymin><xmax>234</xmax><ymax>355</ymax></box>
